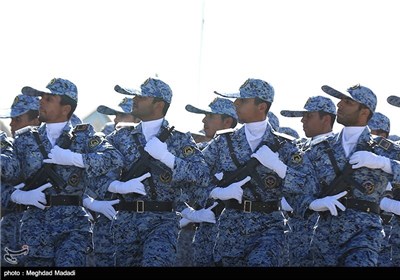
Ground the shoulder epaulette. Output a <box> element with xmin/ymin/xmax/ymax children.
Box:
<box><xmin>370</xmin><ymin>135</ymin><xmax>393</xmax><ymax>151</ymax></box>
<box><xmin>272</xmin><ymin>130</ymin><xmax>296</xmax><ymax>142</ymax></box>
<box><xmin>73</xmin><ymin>123</ymin><xmax>90</xmax><ymax>132</ymax></box>
<box><xmin>215</xmin><ymin>128</ymin><xmax>236</xmax><ymax>136</ymax></box>
<box><xmin>15</xmin><ymin>126</ymin><xmax>35</xmax><ymax>137</ymax></box>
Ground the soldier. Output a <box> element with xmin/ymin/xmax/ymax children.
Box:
<box><xmin>280</xmin><ymin>95</ymin><xmax>337</xmax><ymax>266</ymax></box>
<box><xmin>305</xmin><ymin>84</ymin><xmax>400</xmax><ymax>266</ymax></box>
<box><xmin>9</xmin><ymin>78</ymin><xmax>124</xmax><ymax>266</ymax></box>
<box><xmin>0</xmin><ymin>94</ymin><xmax>40</xmax><ymax>267</ymax></box>
<box><xmin>385</xmin><ymin>95</ymin><xmax>400</xmax><ymax>266</ymax></box>
<box><xmin>106</xmin><ymin>77</ymin><xmax>210</xmax><ymax>266</ymax></box>
<box><xmin>179</xmin><ymin>97</ymin><xmax>238</xmax><ymax>266</ymax></box>
<box><xmin>201</xmin><ymin>78</ymin><xmax>315</xmax><ymax>266</ymax></box>
<box><xmin>97</xmin><ymin>96</ymin><xmax>141</xmax><ymax>136</ymax></box>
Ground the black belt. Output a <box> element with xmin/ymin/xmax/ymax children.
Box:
<box><xmin>45</xmin><ymin>195</ymin><xmax>82</xmax><ymax>207</ymax></box>
<box><xmin>341</xmin><ymin>198</ymin><xmax>380</xmax><ymax>215</ymax></box>
<box><xmin>225</xmin><ymin>199</ymin><xmax>280</xmax><ymax>214</ymax></box>
<box><xmin>115</xmin><ymin>200</ymin><xmax>174</xmax><ymax>212</ymax></box>
<box><xmin>380</xmin><ymin>213</ymin><xmax>393</xmax><ymax>225</ymax></box>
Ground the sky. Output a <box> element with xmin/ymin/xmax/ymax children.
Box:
<box><xmin>1</xmin><ymin>0</ymin><xmax>399</xmax><ymax>137</ymax></box>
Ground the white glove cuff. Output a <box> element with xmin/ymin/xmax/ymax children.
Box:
<box><xmin>72</xmin><ymin>153</ymin><xmax>85</xmax><ymax>168</ymax></box>
<box><xmin>209</xmin><ymin>187</ymin><xmax>221</xmax><ymax>200</ymax></box>
<box><xmin>161</xmin><ymin>152</ymin><xmax>175</xmax><ymax>169</ymax></box>
<box><xmin>108</xmin><ymin>180</ymin><xmax>120</xmax><ymax>193</ymax></box>
<box><xmin>11</xmin><ymin>189</ymin><xmax>22</xmax><ymax>204</ymax></box>
<box><xmin>275</xmin><ymin>161</ymin><xmax>287</xmax><ymax>179</ymax></box>
<box><xmin>380</xmin><ymin>197</ymin><xmax>400</xmax><ymax>215</ymax></box>
<box><xmin>380</xmin><ymin>156</ymin><xmax>392</xmax><ymax>174</ymax></box>
<box><xmin>83</xmin><ymin>197</ymin><xmax>94</xmax><ymax>208</ymax></box>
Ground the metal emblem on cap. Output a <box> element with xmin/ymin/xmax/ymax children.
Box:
<box><xmin>143</xmin><ymin>78</ymin><xmax>151</xmax><ymax>86</ymax></box>
<box><xmin>349</xmin><ymin>84</ymin><xmax>360</xmax><ymax>90</ymax></box>
<box><xmin>47</xmin><ymin>78</ymin><xmax>56</xmax><ymax>87</ymax></box>
<box><xmin>240</xmin><ymin>79</ymin><xmax>250</xmax><ymax>89</ymax></box>
<box><xmin>12</xmin><ymin>96</ymin><xmax>19</xmax><ymax>107</ymax></box>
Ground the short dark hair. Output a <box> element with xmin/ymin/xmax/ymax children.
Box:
<box><xmin>318</xmin><ymin>111</ymin><xmax>336</xmax><ymax>128</ymax></box>
<box><xmin>60</xmin><ymin>95</ymin><xmax>77</xmax><ymax>119</ymax></box>
<box><xmin>26</xmin><ymin>110</ymin><xmax>39</xmax><ymax>121</ymax></box>
<box><xmin>152</xmin><ymin>97</ymin><xmax>170</xmax><ymax>116</ymax></box>
<box><xmin>221</xmin><ymin>114</ymin><xmax>238</xmax><ymax>128</ymax></box>
<box><xmin>254</xmin><ymin>97</ymin><xmax>271</xmax><ymax>114</ymax></box>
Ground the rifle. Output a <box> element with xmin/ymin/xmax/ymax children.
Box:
<box><xmin>120</xmin><ymin>126</ymin><xmax>175</xmax><ymax>182</ymax></box>
<box><xmin>318</xmin><ymin>162</ymin><xmax>356</xmax><ymax>198</ymax></box>
<box><xmin>22</xmin><ymin>163</ymin><xmax>67</xmax><ymax>192</ymax></box>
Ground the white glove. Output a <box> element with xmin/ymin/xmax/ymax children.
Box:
<box><xmin>144</xmin><ymin>137</ymin><xmax>175</xmax><ymax>169</ymax></box>
<box><xmin>179</xmin><ymin>217</ymin><xmax>192</xmax><ymax>228</ymax></box>
<box><xmin>108</xmin><ymin>173</ymin><xmax>150</xmax><ymax>195</ymax></box>
<box><xmin>83</xmin><ymin>197</ymin><xmax>120</xmax><ymax>220</ymax></box>
<box><xmin>180</xmin><ymin>203</ymin><xmax>217</xmax><ymax>224</ymax></box>
<box><xmin>210</xmin><ymin>176</ymin><xmax>250</xmax><ymax>203</ymax></box>
<box><xmin>251</xmin><ymin>145</ymin><xmax>287</xmax><ymax>179</ymax></box>
<box><xmin>349</xmin><ymin>151</ymin><xmax>392</xmax><ymax>174</ymax></box>
<box><xmin>309</xmin><ymin>191</ymin><xmax>347</xmax><ymax>216</ymax></box>
<box><xmin>281</xmin><ymin>197</ymin><xmax>294</xmax><ymax>212</ymax></box>
<box><xmin>43</xmin><ymin>145</ymin><xmax>85</xmax><ymax>168</ymax></box>
<box><xmin>380</xmin><ymin>197</ymin><xmax>400</xmax><ymax>215</ymax></box>
<box><xmin>11</xmin><ymin>182</ymin><xmax>52</xmax><ymax>210</ymax></box>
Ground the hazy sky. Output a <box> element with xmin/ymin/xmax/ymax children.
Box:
<box><xmin>1</xmin><ymin>0</ymin><xmax>399</xmax><ymax>137</ymax></box>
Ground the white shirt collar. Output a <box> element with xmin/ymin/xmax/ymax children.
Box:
<box><xmin>142</xmin><ymin>118</ymin><xmax>163</xmax><ymax>142</ymax></box>
<box><xmin>46</xmin><ymin>122</ymin><xmax>67</xmax><ymax>147</ymax></box>
<box><xmin>244</xmin><ymin>119</ymin><xmax>268</xmax><ymax>152</ymax></box>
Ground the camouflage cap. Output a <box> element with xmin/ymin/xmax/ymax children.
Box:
<box><xmin>387</xmin><ymin>95</ymin><xmax>400</xmax><ymax>107</ymax></box>
<box><xmin>214</xmin><ymin>78</ymin><xmax>274</xmax><ymax>103</ymax></box>
<box><xmin>267</xmin><ymin>111</ymin><xmax>280</xmax><ymax>130</ymax></box>
<box><xmin>321</xmin><ymin>84</ymin><xmax>376</xmax><ymax>112</ymax></box>
<box><xmin>185</xmin><ymin>97</ymin><xmax>238</xmax><ymax>120</ymax></box>
<box><xmin>0</xmin><ymin>94</ymin><xmax>39</xmax><ymax>118</ymax></box>
<box><xmin>277</xmin><ymin>126</ymin><xmax>300</xmax><ymax>139</ymax></box>
<box><xmin>368</xmin><ymin>112</ymin><xmax>390</xmax><ymax>133</ymax></box>
<box><xmin>114</xmin><ymin>78</ymin><xmax>172</xmax><ymax>104</ymax></box>
<box><xmin>388</xmin><ymin>134</ymin><xmax>400</xmax><ymax>142</ymax></box>
<box><xmin>22</xmin><ymin>78</ymin><xmax>78</xmax><ymax>103</ymax></box>
<box><xmin>97</xmin><ymin>97</ymin><xmax>133</xmax><ymax>115</ymax></box>
<box><xmin>280</xmin><ymin>96</ymin><xmax>336</xmax><ymax>118</ymax></box>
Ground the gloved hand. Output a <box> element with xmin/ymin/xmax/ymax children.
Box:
<box><xmin>144</xmin><ymin>137</ymin><xmax>175</xmax><ymax>169</ymax></box>
<box><xmin>43</xmin><ymin>145</ymin><xmax>85</xmax><ymax>168</ymax></box>
<box><xmin>83</xmin><ymin>197</ymin><xmax>120</xmax><ymax>220</ymax></box>
<box><xmin>179</xmin><ymin>217</ymin><xmax>192</xmax><ymax>228</ymax></box>
<box><xmin>210</xmin><ymin>176</ymin><xmax>250</xmax><ymax>203</ymax></box>
<box><xmin>180</xmin><ymin>203</ymin><xmax>217</xmax><ymax>224</ymax></box>
<box><xmin>281</xmin><ymin>197</ymin><xmax>294</xmax><ymax>212</ymax></box>
<box><xmin>349</xmin><ymin>151</ymin><xmax>392</xmax><ymax>174</ymax></box>
<box><xmin>380</xmin><ymin>197</ymin><xmax>400</xmax><ymax>215</ymax></box>
<box><xmin>11</xmin><ymin>182</ymin><xmax>52</xmax><ymax>210</ymax></box>
<box><xmin>309</xmin><ymin>191</ymin><xmax>347</xmax><ymax>216</ymax></box>
<box><xmin>251</xmin><ymin>145</ymin><xmax>287</xmax><ymax>179</ymax></box>
<box><xmin>108</xmin><ymin>173</ymin><xmax>150</xmax><ymax>195</ymax></box>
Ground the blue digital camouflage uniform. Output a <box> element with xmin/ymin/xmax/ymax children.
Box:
<box><xmin>182</xmin><ymin>97</ymin><xmax>238</xmax><ymax>267</ymax></box>
<box><xmin>267</xmin><ymin>111</ymin><xmax>280</xmax><ymax>130</ymax></box>
<box><xmin>204</xmin><ymin>79</ymin><xmax>315</xmax><ymax>267</ymax></box>
<box><xmin>280</xmin><ymin>95</ymin><xmax>337</xmax><ymax>267</ymax></box>
<box><xmin>1</xmin><ymin>131</ymin><xmax>23</xmax><ymax>267</ymax></box>
<box><xmin>386</xmin><ymin>96</ymin><xmax>400</xmax><ymax>267</ymax></box>
<box><xmin>368</xmin><ymin>112</ymin><xmax>393</xmax><ymax>266</ymax></box>
<box><xmin>1</xmin><ymin>95</ymin><xmax>40</xmax><ymax>267</ymax></box>
<box><xmin>11</xmin><ymin>78</ymin><xmax>124</xmax><ymax>267</ymax></box>
<box><xmin>107</xmin><ymin>78</ymin><xmax>210</xmax><ymax>267</ymax></box>
<box><xmin>304</xmin><ymin>85</ymin><xmax>400</xmax><ymax>266</ymax></box>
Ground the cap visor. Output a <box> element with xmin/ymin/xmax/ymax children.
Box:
<box><xmin>214</xmin><ymin>91</ymin><xmax>241</xmax><ymax>99</ymax></box>
<box><xmin>114</xmin><ymin>85</ymin><xmax>140</xmax><ymax>96</ymax></box>
<box><xmin>280</xmin><ymin>110</ymin><xmax>305</xmax><ymax>118</ymax></box>
<box><xmin>387</xmin><ymin>95</ymin><xmax>400</xmax><ymax>107</ymax></box>
<box><xmin>21</xmin><ymin>86</ymin><xmax>47</xmax><ymax>97</ymax></box>
<box><xmin>321</xmin><ymin>85</ymin><xmax>349</xmax><ymax>100</ymax></box>
<box><xmin>185</xmin><ymin>104</ymin><xmax>211</xmax><ymax>115</ymax></box>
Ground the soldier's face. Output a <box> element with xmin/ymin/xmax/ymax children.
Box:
<box><xmin>336</xmin><ymin>98</ymin><xmax>364</xmax><ymax>126</ymax></box>
<box><xmin>132</xmin><ymin>96</ymin><xmax>158</xmax><ymax>121</ymax></box>
<box><xmin>39</xmin><ymin>94</ymin><xmax>69</xmax><ymax>123</ymax></box>
<box><xmin>233</xmin><ymin>98</ymin><xmax>261</xmax><ymax>123</ymax></box>
<box><xmin>10</xmin><ymin>112</ymin><xmax>40</xmax><ymax>137</ymax></box>
<box><xmin>301</xmin><ymin>112</ymin><xmax>325</xmax><ymax>138</ymax></box>
<box><xmin>202</xmin><ymin>113</ymin><xmax>225</xmax><ymax>138</ymax></box>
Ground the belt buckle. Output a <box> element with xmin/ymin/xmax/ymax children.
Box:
<box><xmin>243</xmin><ymin>200</ymin><xmax>252</xmax><ymax>213</ymax></box>
<box><xmin>136</xmin><ymin>200</ymin><xmax>144</xmax><ymax>213</ymax></box>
